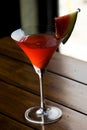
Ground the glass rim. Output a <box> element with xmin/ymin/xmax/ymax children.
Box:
<box><xmin>11</xmin><ymin>25</ymin><xmax>56</xmax><ymax>41</ymax></box>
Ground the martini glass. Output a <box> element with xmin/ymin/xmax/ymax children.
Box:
<box><xmin>11</xmin><ymin>26</ymin><xmax>62</xmax><ymax>124</ymax></box>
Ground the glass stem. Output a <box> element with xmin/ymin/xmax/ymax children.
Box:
<box><xmin>39</xmin><ymin>70</ymin><xmax>44</xmax><ymax>109</ymax></box>
<box><xmin>33</xmin><ymin>65</ymin><xmax>45</xmax><ymax>111</ymax></box>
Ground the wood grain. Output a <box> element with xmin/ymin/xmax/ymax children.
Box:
<box><xmin>0</xmin><ymin>81</ymin><xmax>87</xmax><ymax>130</ymax></box>
<box><xmin>0</xmin><ymin>54</ymin><xmax>87</xmax><ymax>115</ymax></box>
<box><xmin>0</xmin><ymin>114</ymin><xmax>33</xmax><ymax>130</ymax></box>
<box><xmin>48</xmin><ymin>52</ymin><xmax>87</xmax><ymax>85</ymax></box>
<box><xmin>0</xmin><ymin>37</ymin><xmax>87</xmax><ymax>130</ymax></box>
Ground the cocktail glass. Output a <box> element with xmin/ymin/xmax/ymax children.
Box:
<box><xmin>11</xmin><ymin>26</ymin><xmax>62</xmax><ymax>124</ymax></box>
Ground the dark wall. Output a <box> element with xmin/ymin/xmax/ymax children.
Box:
<box><xmin>37</xmin><ymin>0</ymin><xmax>58</xmax><ymax>32</ymax></box>
<box><xmin>0</xmin><ymin>1</ymin><xmax>21</xmax><ymax>38</ymax></box>
<box><xmin>0</xmin><ymin>0</ymin><xmax>58</xmax><ymax>38</ymax></box>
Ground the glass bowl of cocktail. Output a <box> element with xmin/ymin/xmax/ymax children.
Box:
<box><xmin>11</xmin><ymin>9</ymin><xmax>80</xmax><ymax>125</ymax></box>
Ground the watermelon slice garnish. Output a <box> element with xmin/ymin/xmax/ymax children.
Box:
<box><xmin>54</xmin><ymin>8</ymin><xmax>80</xmax><ymax>44</ymax></box>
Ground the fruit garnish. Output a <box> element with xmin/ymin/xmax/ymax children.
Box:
<box><xmin>54</xmin><ymin>8</ymin><xmax>80</xmax><ymax>44</ymax></box>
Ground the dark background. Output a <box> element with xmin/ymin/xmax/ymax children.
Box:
<box><xmin>0</xmin><ymin>0</ymin><xmax>58</xmax><ymax>38</ymax></box>
<box><xmin>0</xmin><ymin>1</ymin><xmax>21</xmax><ymax>38</ymax></box>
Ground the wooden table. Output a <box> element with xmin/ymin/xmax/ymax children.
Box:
<box><xmin>0</xmin><ymin>37</ymin><xmax>87</xmax><ymax>130</ymax></box>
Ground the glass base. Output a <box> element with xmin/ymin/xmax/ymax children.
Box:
<box><xmin>24</xmin><ymin>106</ymin><xmax>62</xmax><ymax>124</ymax></box>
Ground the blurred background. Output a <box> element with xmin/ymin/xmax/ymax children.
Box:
<box><xmin>59</xmin><ymin>0</ymin><xmax>87</xmax><ymax>62</ymax></box>
<box><xmin>0</xmin><ymin>0</ymin><xmax>87</xmax><ymax>62</ymax></box>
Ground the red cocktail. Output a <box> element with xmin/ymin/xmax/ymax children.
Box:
<box><xmin>18</xmin><ymin>34</ymin><xmax>61</xmax><ymax>69</ymax></box>
<box><xmin>11</xmin><ymin>8</ymin><xmax>80</xmax><ymax>125</ymax></box>
<box><xmin>11</xmin><ymin>27</ymin><xmax>62</xmax><ymax>124</ymax></box>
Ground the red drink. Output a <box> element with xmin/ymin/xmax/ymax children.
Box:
<box><xmin>18</xmin><ymin>34</ymin><xmax>61</xmax><ymax>68</ymax></box>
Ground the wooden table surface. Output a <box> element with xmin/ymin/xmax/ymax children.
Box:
<box><xmin>0</xmin><ymin>37</ymin><xmax>87</xmax><ymax>130</ymax></box>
